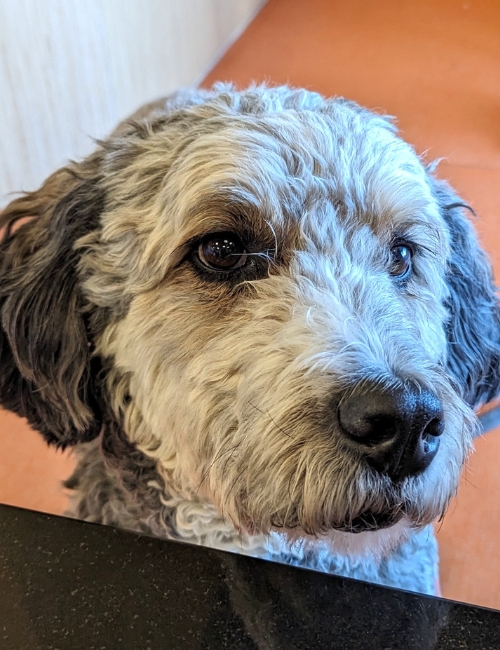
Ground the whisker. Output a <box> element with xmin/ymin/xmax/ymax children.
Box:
<box><xmin>247</xmin><ymin>400</ymin><xmax>293</xmax><ymax>439</ymax></box>
<box><xmin>223</xmin><ymin>465</ymin><xmax>249</xmax><ymax>512</ymax></box>
<box><xmin>461</xmin><ymin>475</ymin><xmax>479</xmax><ymax>490</ymax></box>
<box><xmin>444</xmin><ymin>202</ymin><xmax>477</xmax><ymax>218</ymax></box>
<box><xmin>195</xmin><ymin>442</ymin><xmax>242</xmax><ymax>493</ymax></box>
<box><xmin>249</xmin><ymin>251</ymin><xmax>278</xmax><ymax>267</ymax></box>
<box><xmin>264</xmin><ymin>219</ymin><xmax>279</xmax><ymax>260</ymax></box>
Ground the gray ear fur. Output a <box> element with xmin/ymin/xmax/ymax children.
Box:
<box><xmin>0</xmin><ymin>158</ymin><xmax>104</xmax><ymax>448</ymax></box>
<box><xmin>430</xmin><ymin>176</ymin><xmax>500</xmax><ymax>408</ymax></box>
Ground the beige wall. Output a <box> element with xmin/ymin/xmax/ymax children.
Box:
<box><xmin>0</xmin><ymin>0</ymin><xmax>265</xmax><ymax>205</ymax></box>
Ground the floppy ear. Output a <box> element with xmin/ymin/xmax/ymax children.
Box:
<box><xmin>0</xmin><ymin>156</ymin><xmax>104</xmax><ymax>448</ymax></box>
<box><xmin>429</xmin><ymin>176</ymin><xmax>500</xmax><ymax>408</ymax></box>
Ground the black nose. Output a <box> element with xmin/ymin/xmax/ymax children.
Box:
<box><xmin>337</xmin><ymin>382</ymin><xmax>444</xmax><ymax>480</ymax></box>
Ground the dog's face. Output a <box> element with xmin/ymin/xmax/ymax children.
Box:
<box><xmin>1</xmin><ymin>86</ymin><xmax>499</xmax><ymax>555</ymax></box>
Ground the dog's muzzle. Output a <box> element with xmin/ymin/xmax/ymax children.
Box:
<box><xmin>338</xmin><ymin>381</ymin><xmax>444</xmax><ymax>481</ymax></box>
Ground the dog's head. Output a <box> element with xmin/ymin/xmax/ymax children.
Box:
<box><xmin>1</xmin><ymin>85</ymin><xmax>499</xmax><ymax>554</ymax></box>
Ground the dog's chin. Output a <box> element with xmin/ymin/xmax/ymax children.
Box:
<box><xmin>278</xmin><ymin>515</ymin><xmax>414</xmax><ymax>559</ymax></box>
<box><xmin>333</xmin><ymin>509</ymin><xmax>404</xmax><ymax>534</ymax></box>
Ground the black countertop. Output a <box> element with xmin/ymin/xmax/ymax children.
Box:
<box><xmin>0</xmin><ymin>504</ymin><xmax>498</xmax><ymax>649</ymax></box>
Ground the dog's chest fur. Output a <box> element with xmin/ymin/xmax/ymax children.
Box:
<box><xmin>66</xmin><ymin>435</ymin><xmax>439</xmax><ymax>595</ymax></box>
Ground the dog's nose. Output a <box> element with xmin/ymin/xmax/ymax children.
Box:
<box><xmin>337</xmin><ymin>382</ymin><xmax>444</xmax><ymax>480</ymax></box>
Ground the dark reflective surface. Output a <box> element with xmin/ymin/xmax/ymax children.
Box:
<box><xmin>0</xmin><ymin>504</ymin><xmax>499</xmax><ymax>649</ymax></box>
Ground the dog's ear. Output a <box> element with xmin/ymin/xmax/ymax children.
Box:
<box><xmin>0</xmin><ymin>156</ymin><xmax>104</xmax><ymax>448</ymax></box>
<box><xmin>429</xmin><ymin>175</ymin><xmax>500</xmax><ymax>408</ymax></box>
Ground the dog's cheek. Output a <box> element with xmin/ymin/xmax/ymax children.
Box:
<box><xmin>95</xmin><ymin>285</ymin><xmax>249</xmax><ymax>489</ymax></box>
<box><xmin>403</xmin><ymin>289</ymin><xmax>449</xmax><ymax>364</ymax></box>
<box><xmin>94</xmin><ymin>277</ymin><xmax>328</xmax><ymax>520</ymax></box>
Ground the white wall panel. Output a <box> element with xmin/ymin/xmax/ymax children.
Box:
<box><xmin>0</xmin><ymin>0</ymin><xmax>264</xmax><ymax>204</ymax></box>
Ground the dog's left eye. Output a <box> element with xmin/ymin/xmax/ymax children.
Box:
<box><xmin>389</xmin><ymin>244</ymin><xmax>412</xmax><ymax>279</ymax></box>
<box><xmin>197</xmin><ymin>233</ymin><xmax>248</xmax><ymax>270</ymax></box>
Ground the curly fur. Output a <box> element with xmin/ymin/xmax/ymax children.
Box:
<box><xmin>1</xmin><ymin>84</ymin><xmax>499</xmax><ymax>595</ymax></box>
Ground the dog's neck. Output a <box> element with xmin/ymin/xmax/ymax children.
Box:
<box><xmin>66</xmin><ymin>432</ymin><xmax>274</xmax><ymax>556</ymax></box>
<box><xmin>63</xmin><ymin>428</ymin><xmax>439</xmax><ymax>597</ymax></box>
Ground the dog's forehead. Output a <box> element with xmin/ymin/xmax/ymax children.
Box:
<box><xmin>163</xmin><ymin>105</ymin><xmax>440</xmax><ymax>251</ymax></box>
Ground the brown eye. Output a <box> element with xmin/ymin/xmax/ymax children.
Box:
<box><xmin>390</xmin><ymin>244</ymin><xmax>412</xmax><ymax>279</ymax></box>
<box><xmin>198</xmin><ymin>233</ymin><xmax>248</xmax><ymax>270</ymax></box>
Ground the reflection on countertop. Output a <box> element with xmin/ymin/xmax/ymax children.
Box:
<box><xmin>0</xmin><ymin>504</ymin><xmax>499</xmax><ymax>649</ymax></box>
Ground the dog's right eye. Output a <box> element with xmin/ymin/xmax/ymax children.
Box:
<box><xmin>389</xmin><ymin>244</ymin><xmax>413</xmax><ymax>280</ymax></box>
<box><xmin>197</xmin><ymin>233</ymin><xmax>248</xmax><ymax>270</ymax></box>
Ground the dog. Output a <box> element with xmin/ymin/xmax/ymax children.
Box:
<box><xmin>1</xmin><ymin>84</ymin><xmax>499</xmax><ymax>595</ymax></box>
